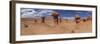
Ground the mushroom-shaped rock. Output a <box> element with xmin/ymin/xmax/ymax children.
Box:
<box><xmin>75</xmin><ymin>15</ymin><xmax>81</xmax><ymax>24</ymax></box>
<box><xmin>87</xmin><ymin>16</ymin><xmax>92</xmax><ymax>20</ymax></box>
<box><xmin>51</xmin><ymin>11</ymin><xmax>59</xmax><ymax>24</ymax></box>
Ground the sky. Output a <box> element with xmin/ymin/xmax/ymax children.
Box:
<box><xmin>21</xmin><ymin>8</ymin><xmax>92</xmax><ymax>19</ymax></box>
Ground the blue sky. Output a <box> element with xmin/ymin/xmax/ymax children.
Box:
<box><xmin>21</xmin><ymin>8</ymin><xmax>92</xmax><ymax>19</ymax></box>
<box><xmin>55</xmin><ymin>10</ymin><xmax>92</xmax><ymax>17</ymax></box>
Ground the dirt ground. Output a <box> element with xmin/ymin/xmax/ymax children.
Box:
<box><xmin>21</xmin><ymin>19</ymin><xmax>92</xmax><ymax>35</ymax></box>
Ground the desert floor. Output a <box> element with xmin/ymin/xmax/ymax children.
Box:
<box><xmin>21</xmin><ymin>20</ymin><xmax>92</xmax><ymax>35</ymax></box>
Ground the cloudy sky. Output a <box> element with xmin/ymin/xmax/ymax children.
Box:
<box><xmin>20</xmin><ymin>8</ymin><xmax>92</xmax><ymax>19</ymax></box>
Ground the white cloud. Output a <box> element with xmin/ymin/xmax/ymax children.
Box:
<box><xmin>62</xmin><ymin>17</ymin><xmax>75</xmax><ymax>20</ymax></box>
<box><xmin>21</xmin><ymin>9</ymin><xmax>33</xmax><ymax>13</ymax></box>
<box><xmin>21</xmin><ymin>9</ymin><xmax>38</xmax><ymax>18</ymax></box>
<box><xmin>21</xmin><ymin>9</ymin><xmax>54</xmax><ymax>18</ymax></box>
<box><xmin>38</xmin><ymin>9</ymin><xmax>54</xmax><ymax>17</ymax></box>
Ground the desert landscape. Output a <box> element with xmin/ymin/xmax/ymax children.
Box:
<box><xmin>20</xmin><ymin>8</ymin><xmax>92</xmax><ymax>35</ymax></box>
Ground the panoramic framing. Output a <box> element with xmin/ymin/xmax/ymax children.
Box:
<box><xmin>10</xmin><ymin>1</ymin><xmax>97</xmax><ymax>43</ymax></box>
<box><xmin>21</xmin><ymin>8</ymin><xmax>92</xmax><ymax>35</ymax></box>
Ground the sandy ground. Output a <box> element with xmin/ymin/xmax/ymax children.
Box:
<box><xmin>21</xmin><ymin>19</ymin><xmax>92</xmax><ymax>35</ymax></box>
